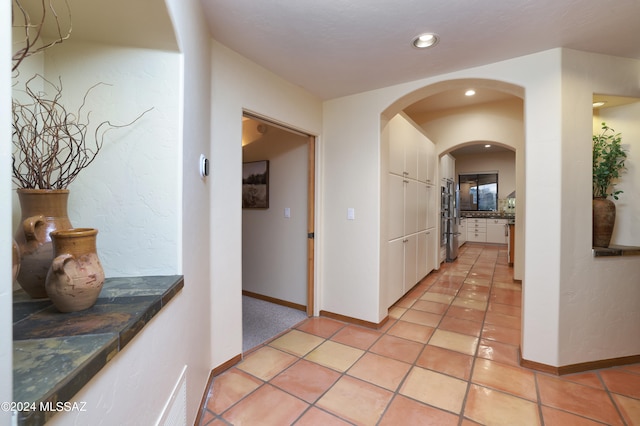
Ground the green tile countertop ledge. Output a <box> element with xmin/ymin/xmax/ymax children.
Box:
<box><xmin>593</xmin><ymin>245</ymin><xmax>640</xmax><ymax>257</ymax></box>
<box><xmin>12</xmin><ymin>275</ymin><xmax>184</xmax><ymax>426</ymax></box>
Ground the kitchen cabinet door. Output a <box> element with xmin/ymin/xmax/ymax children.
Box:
<box><xmin>404</xmin><ymin>180</ymin><xmax>419</xmax><ymax>235</ymax></box>
<box><xmin>387</xmin><ymin>238</ymin><xmax>404</xmax><ymax>306</ymax></box>
<box><xmin>388</xmin><ymin>174</ymin><xmax>405</xmax><ymax>240</ymax></box>
<box><xmin>417</xmin><ymin>231</ymin><xmax>428</xmax><ymax>281</ymax></box>
<box><xmin>486</xmin><ymin>219</ymin><xmax>508</xmax><ymax>244</ymax></box>
<box><xmin>403</xmin><ymin>234</ymin><xmax>418</xmax><ymax>294</ymax></box>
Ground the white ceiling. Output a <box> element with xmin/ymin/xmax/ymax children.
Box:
<box><xmin>200</xmin><ymin>0</ymin><xmax>640</xmax><ymax>101</ymax></box>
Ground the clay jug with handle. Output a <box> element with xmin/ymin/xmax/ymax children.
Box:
<box><xmin>46</xmin><ymin>228</ymin><xmax>105</xmax><ymax>312</ymax></box>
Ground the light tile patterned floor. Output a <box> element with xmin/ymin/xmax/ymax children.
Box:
<box><xmin>198</xmin><ymin>244</ymin><xmax>640</xmax><ymax>425</ymax></box>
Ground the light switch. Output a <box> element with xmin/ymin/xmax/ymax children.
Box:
<box><xmin>284</xmin><ymin>207</ymin><xmax>291</xmax><ymax>218</ymax></box>
<box><xmin>347</xmin><ymin>208</ymin><xmax>355</xmax><ymax>220</ymax></box>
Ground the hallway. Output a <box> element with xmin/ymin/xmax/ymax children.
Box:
<box><xmin>198</xmin><ymin>244</ymin><xmax>640</xmax><ymax>425</ymax></box>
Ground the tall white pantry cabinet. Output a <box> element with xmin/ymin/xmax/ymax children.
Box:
<box><xmin>385</xmin><ymin>114</ymin><xmax>438</xmax><ymax>308</ymax></box>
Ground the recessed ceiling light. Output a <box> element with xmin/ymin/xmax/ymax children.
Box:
<box><xmin>465</xmin><ymin>89</ymin><xmax>476</xmax><ymax>97</ymax></box>
<box><xmin>593</xmin><ymin>101</ymin><xmax>606</xmax><ymax>108</ymax></box>
<box><xmin>484</xmin><ymin>144</ymin><xmax>491</xmax><ymax>148</ymax></box>
<box><xmin>412</xmin><ymin>33</ymin><xmax>439</xmax><ymax>49</ymax></box>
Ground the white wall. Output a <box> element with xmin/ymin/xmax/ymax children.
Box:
<box><xmin>209</xmin><ymin>41</ymin><xmax>322</xmax><ymax>368</ymax></box>
<box><xmin>26</xmin><ymin>40</ymin><xmax>182</xmax><ymax>277</ymax></box>
<box><xmin>595</xmin><ymin>102</ymin><xmax>640</xmax><ymax>246</ymax></box>
<box><xmin>1</xmin><ymin>1</ymin><xmax>13</xmax><ymax>423</ymax></box>
<box><xmin>322</xmin><ymin>48</ymin><xmax>640</xmax><ymax>368</ymax></box>
<box><xmin>242</xmin><ymin>126</ymin><xmax>308</xmax><ymax>305</ymax></box>
<box><xmin>454</xmin><ymin>150</ymin><xmax>516</xmax><ymax>201</ymax></box>
<box><xmin>15</xmin><ymin>0</ymin><xmax>214</xmax><ymax>424</ymax></box>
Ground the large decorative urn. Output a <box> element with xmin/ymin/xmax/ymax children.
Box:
<box><xmin>14</xmin><ymin>189</ymin><xmax>72</xmax><ymax>298</ymax></box>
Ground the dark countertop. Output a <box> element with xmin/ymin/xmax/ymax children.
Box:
<box><xmin>593</xmin><ymin>245</ymin><xmax>640</xmax><ymax>257</ymax></box>
<box><xmin>12</xmin><ymin>275</ymin><xmax>184</xmax><ymax>426</ymax></box>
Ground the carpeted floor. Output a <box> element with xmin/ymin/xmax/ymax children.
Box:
<box><xmin>242</xmin><ymin>295</ymin><xmax>308</xmax><ymax>352</ymax></box>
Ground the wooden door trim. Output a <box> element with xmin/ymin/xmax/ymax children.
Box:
<box><xmin>306</xmin><ymin>136</ymin><xmax>315</xmax><ymax>316</ymax></box>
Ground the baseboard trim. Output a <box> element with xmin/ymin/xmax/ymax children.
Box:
<box><xmin>242</xmin><ymin>290</ymin><xmax>307</xmax><ymax>312</ymax></box>
<box><xmin>519</xmin><ymin>348</ymin><xmax>640</xmax><ymax>375</ymax></box>
<box><xmin>212</xmin><ymin>353</ymin><xmax>242</xmax><ymax>377</ymax></box>
<box><xmin>319</xmin><ymin>310</ymin><xmax>389</xmax><ymax>329</ymax></box>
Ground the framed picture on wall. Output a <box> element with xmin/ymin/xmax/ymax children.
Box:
<box><xmin>242</xmin><ymin>160</ymin><xmax>269</xmax><ymax>209</ymax></box>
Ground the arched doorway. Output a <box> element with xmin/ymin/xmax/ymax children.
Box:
<box><xmin>382</xmin><ymin>78</ymin><xmax>525</xmax><ymax>281</ymax></box>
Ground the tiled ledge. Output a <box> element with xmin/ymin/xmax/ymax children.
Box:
<box><xmin>593</xmin><ymin>245</ymin><xmax>640</xmax><ymax>257</ymax></box>
<box><xmin>12</xmin><ymin>275</ymin><xmax>184</xmax><ymax>426</ymax></box>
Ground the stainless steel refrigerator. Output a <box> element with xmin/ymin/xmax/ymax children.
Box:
<box><xmin>442</xmin><ymin>179</ymin><xmax>459</xmax><ymax>262</ymax></box>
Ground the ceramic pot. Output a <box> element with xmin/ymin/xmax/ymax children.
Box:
<box><xmin>12</xmin><ymin>239</ymin><xmax>20</xmax><ymax>283</ymax></box>
<box><xmin>14</xmin><ymin>189</ymin><xmax>72</xmax><ymax>298</ymax></box>
<box><xmin>593</xmin><ymin>197</ymin><xmax>616</xmax><ymax>248</ymax></box>
<box><xmin>46</xmin><ymin>228</ymin><xmax>105</xmax><ymax>312</ymax></box>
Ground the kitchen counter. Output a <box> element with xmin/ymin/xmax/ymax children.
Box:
<box><xmin>461</xmin><ymin>212</ymin><xmax>515</xmax><ymax>221</ymax></box>
<box><xmin>12</xmin><ymin>275</ymin><xmax>184</xmax><ymax>426</ymax></box>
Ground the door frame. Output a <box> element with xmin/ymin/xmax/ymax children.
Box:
<box><xmin>242</xmin><ymin>112</ymin><xmax>316</xmax><ymax>315</ymax></box>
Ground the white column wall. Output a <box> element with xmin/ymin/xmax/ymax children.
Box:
<box><xmin>556</xmin><ymin>50</ymin><xmax>640</xmax><ymax>365</ymax></box>
<box><xmin>1</xmin><ymin>1</ymin><xmax>13</xmax><ymax>422</ymax></box>
<box><xmin>26</xmin><ymin>0</ymin><xmax>214</xmax><ymax>423</ymax></box>
<box><xmin>209</xmin><ymin>41</ymin><xmax>322</xmax><ymax>368</ymax></box>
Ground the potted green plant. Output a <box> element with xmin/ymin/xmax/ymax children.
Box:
<box><xmin>592</xmin><ymin>122</ymin><xmax>627</xmax><ymax>248</ymax></box>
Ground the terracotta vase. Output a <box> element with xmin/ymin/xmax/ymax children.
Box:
<box><xmin>12</xmin><ymin>239</ymin><xmax>20</xmax><ymax>283</ymax></box>
<box><xmin>46</xmin><ymin>228</ymin><xmax>105</xmax><ymax>312</ymax></box>
<box><xmin>14</xmin><ymin>189</ymin><xmax>72</xmax><ymax>298</ymax></box>
<box><xmin>592</xmin><ymin>197</ymin><xmax>616</xmax><ymax>248</ymax></box>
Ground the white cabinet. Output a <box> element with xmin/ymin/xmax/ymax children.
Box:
<box><xmin>458</xmin><ymin>218</ymin><xmax>467</xmax><ymax>246</ymax></box>
<box><xmin>465</xmin><ymin>218</ymin><xmax>508</xmax><ymax>244</ymax></box>
<box><xmin>486</xmin><ymin>218</ymin><xmax>508</xmax><ymax>244</ymax></box>
<box><xmin>385</xmin><ymin>114</ymin><xmax>439</xmax><ymax>308</ymax></box>
<box><xmin>467</xmin><ymin>218</ymin><xmax>487</xmax><ymax>242</ymax></box>
<box><xmin>387</xmin><ymin>238</ymin><xmax>405</xmax><ymax>305</ymax></box>
<box><xmin>426</xmin><ymin>230</ymin><xmax>437</xmax><ymax>274</ymax></box>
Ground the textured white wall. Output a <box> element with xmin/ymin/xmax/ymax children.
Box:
<box><xmin>1</xmin><ymin>1</ymin><xmax>13</xmax><ymax>422</ymax></box>
<box><xmin>26</xmin><ymin>0</ymin><xmax>214</xmax><ymax>424</ymax></box>
<box><xmin>38</xmin><ymin>40</ymin><xmax>181</xmax><ymax>277</ymax></box>
<box><xmin>242</xmin><ymin>126</ymin><xmax>309</xmax><ymax>305</ymax></box>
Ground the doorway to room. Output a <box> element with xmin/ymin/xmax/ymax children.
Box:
<box><xmin>241</xmin><ymin>112</ymin><xmax>316</xmax><ymax>351</ymax></box>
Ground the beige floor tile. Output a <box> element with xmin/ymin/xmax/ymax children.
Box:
<box><xmin>400</xmin><ymin>366</ymin><xmax>467</xmax><ymax>414</ymax></box>
<box><xmin>317</xmin><ymin>376</ymin><xmax>393</xmax><ymax>425</ymax></box>
<box><xmin>387</xmin><ymin>320</ymin><xmax>435</xmax><ymax>343</ymax></box>
<box><xmin>464</xmin><ymin>384</ymin><xmax>540</xmax><ymax>426</ymax></box>
<box><xmin>452</xmin><ymin>297</ymin><xmax>488</xmax><ymax>311</ymax></box>
<box><xmin>420</xmin><ymin>291</ymin><xmax>454</xmax><ymax>304</ymax></box>
<box><xmin>269</xmin><ymin>329</ymin><xmax>325</xmax><ymax>357</ymax></box>
<box><xmin>236</xmin><ymin>346</ymin><xmax>298</xmax><ymax>380</ymax></box>
<box><xmin>429</xmin><ymin>329</ymin><xmax>479</xmax><ymax>355</ymax></box>
<box><xmin>305</xmin><ymin>340</ymin><xmax>364</xmax><ymax>372</ymax></box>
<box><xmin>347</xmin><ymin>352</ymin><xmax>411</xmax><ymax>391</ymax></box>
<box><xmin>400</xmin><ymin>309</ymin><xmax>442</xmax><ymax>327</ymax></box>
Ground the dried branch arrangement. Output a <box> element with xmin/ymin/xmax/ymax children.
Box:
<box><xmin>12</xmin><ymin>0</ymin><xmax>72</xmax><ymax>72</ymax></box>
<box><xmin>12</xmin><ymin>74</ymin><xmax>152</xmax><ymax>189</ymax></box>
